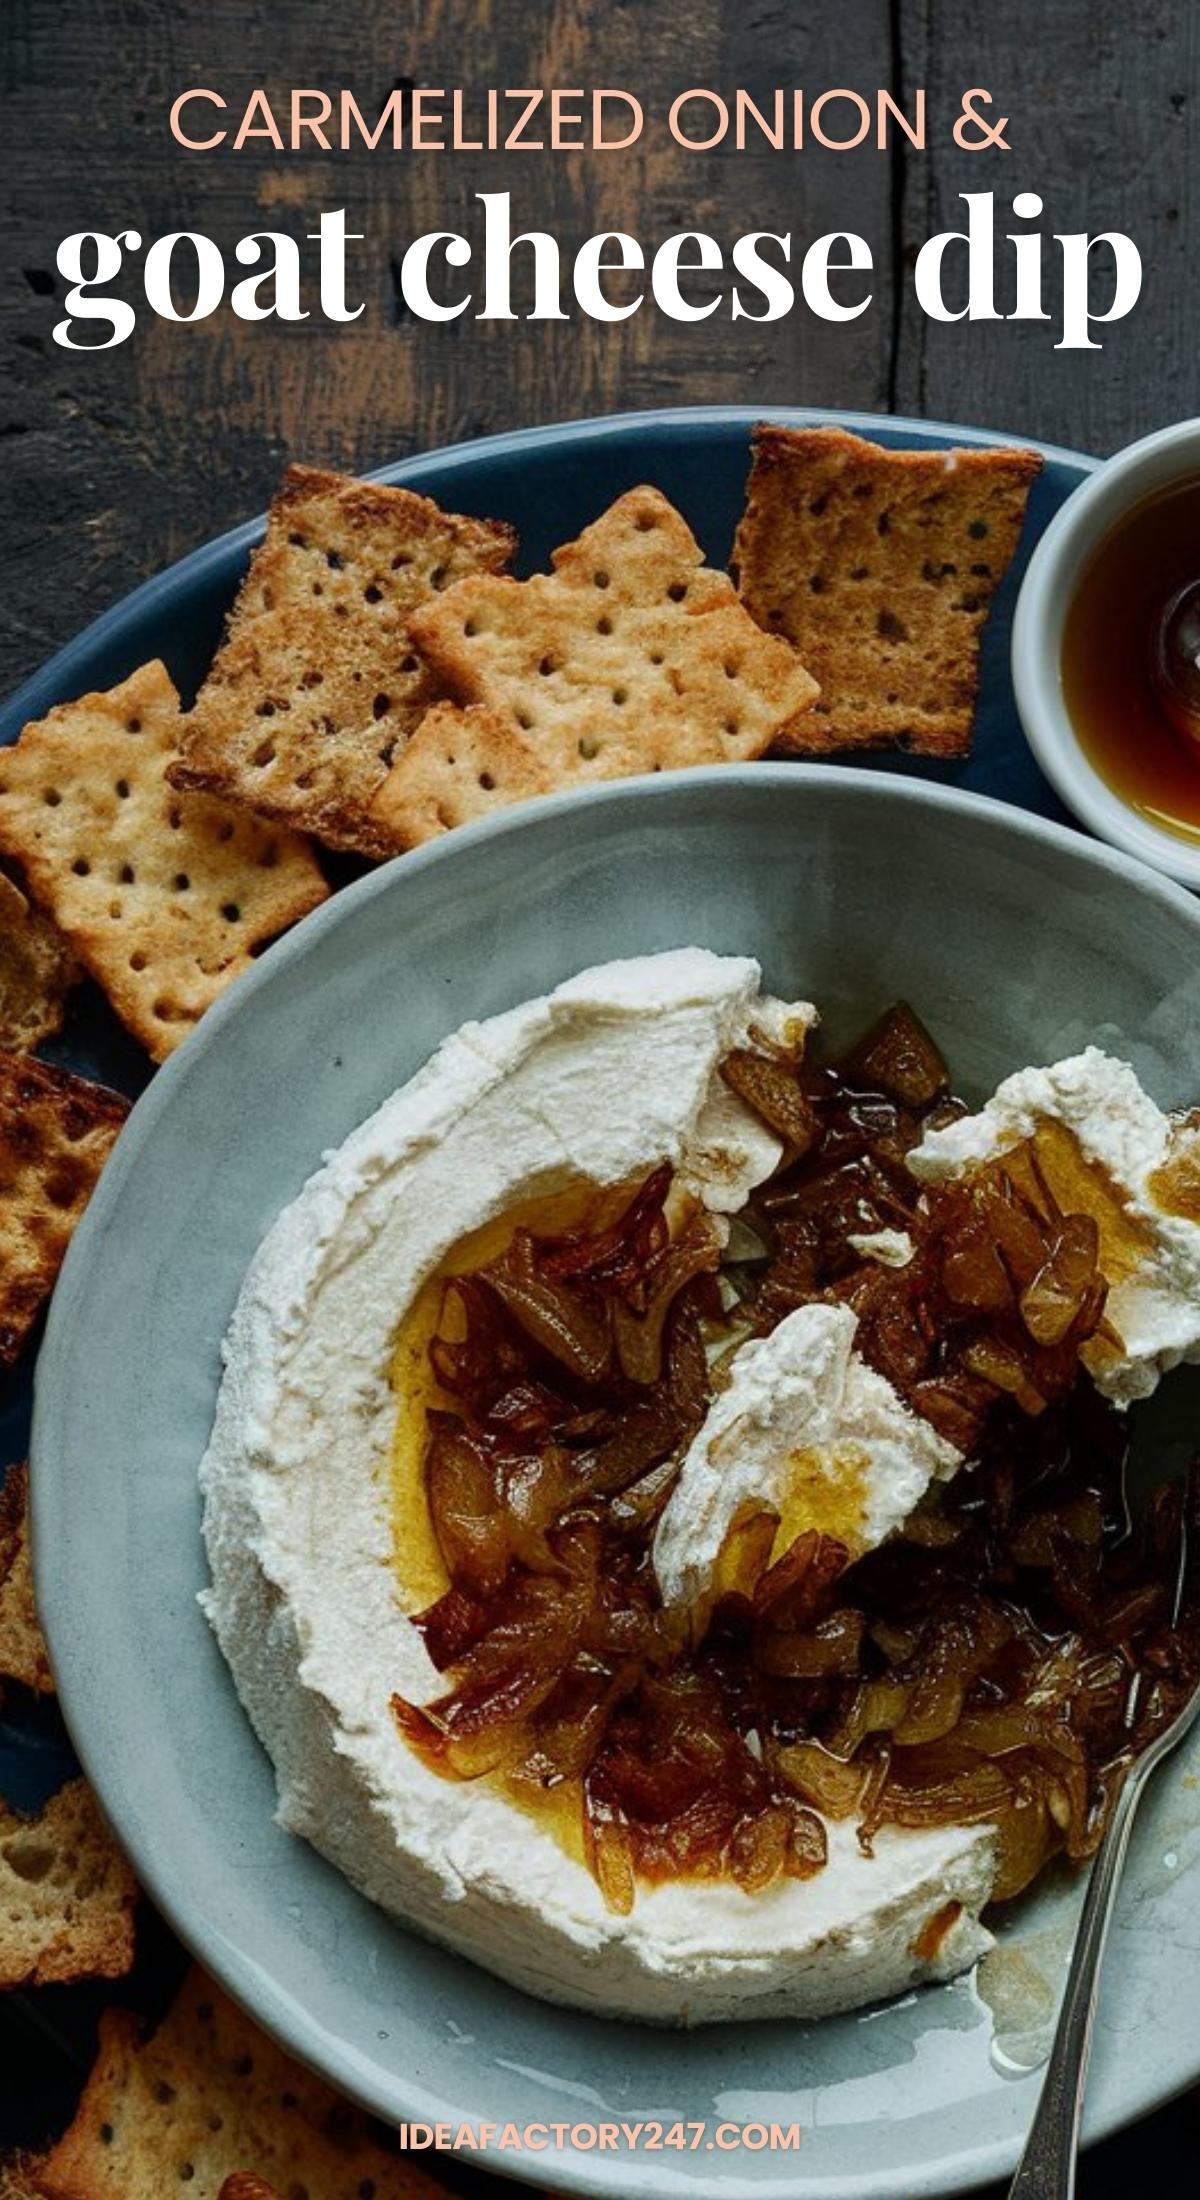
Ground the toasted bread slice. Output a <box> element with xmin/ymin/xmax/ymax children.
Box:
<box><xmin>733</xmin><ymin>425</ymin><xmax>1041</xmax><ymax>756</ymax></box>
<box><xmin>0</xmin><ymin>1779</ymin><xmax>136</xmax><ymax>1989</ymax></box>
<box><xmin>0</xmin><ymin>872</ymin><xmax>79</xmax><ymax>1051</ymax></box>
<box><xmin>0</xmin><ymin>663</ymin><xmax>329</xmax><ymax>1060</ymax></box>
<box><xmin>370</xmin><ymin>701</ymin><xmax>556</xmax><ymax>848</ymax></box>
<box><xmin>36</xmin><ymin>1966</ymin><xmax>447</xmax><ymax>2200</ymax></box>
<box><xmin>169</xmin><ymin>466</ymin><xmax>517</xmax><ymax>856</ymax></box>
<box><xmin>396</xmin><ymin>485</ymin><xmax>818</xmax><ymax>829</ymax></box>
<box><xmin>0</xmin><ymin>1463</ymin><xmax>52</xmax><ymax>1694</ymax></box>
<box><xmin>0</xmin><ymin>1050</ymin><xmax>128</xmax><ymax>1363</ymax></box>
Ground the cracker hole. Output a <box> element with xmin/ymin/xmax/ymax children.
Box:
<box><xmin>364</xmin><ymin>584</ymin><xmax>383</xmax><ymax>604</ymax></box>
<box><xmin>118</xmin><ymin>863</ymin><xmax>135</xmax><ymax>884</ymax></box>
<box><xmin>215</xmin><ymin>821</ymin><xmax>235</xmax><ymax>842</ymax></box>
<box><xmin>372</xmin><ymin>693</ymin><xmax>390</xmax><ymax>719</ymax></box>
<box><xmin>593</xmin><ymin>569</ymin><xmax>611</xmax><ymax>590</ymax></box>
<box><xmin>312</xmin><ymin>581</ymin><xmax>324</xmax><ymax>597</ymax></box>
<box><xmin>43</xmin><ymin>787</ymin><xmax>61</xmax><ymax>807</ymax></box>
<box><xmin>326</xmin><ymin>549</ymin><xmax>343</xmax><ymax>571</ymax></box>
<box><xmin>635</xmin><ymin>512</ymin><xmax>657</xmax><ymax>532</ymax></box>
<box><xmin>970</xmin><ymin>562</ymin><xmax>992</xmax><ymax>578</ymax></box>
<box><xmin>649</xmin><ymin>651</ymin><xmax>664</xmax><ymax>666</ymax></box>
<box><xmin>578</xmin><ymin>735</ymin><xmax>600</xmax><ymax>760</ymax></box>
<box><xmin>724</xmin><ymin>719</ymin><xmax>740</xmax><ymax>738</ymax></box>
<box><xmin>113</xmin><ymin>778</ymin><xmax>130</xmax><ymax>799</ymax></box>
<box><xmin>809</xmin><ymin>574</ymin><xmax>825</xmax><ymax>595</ymax></box>
<box><xmin>126</xmin><ymin>717</ymin><xmax>142</xmax><ymax>734</ymax></box>
<box><xmin>288</xmin><ymin>531</ymin><xmax>309</xmax><ymax>549</ymax></box>
<box><xmin>152</xmin><ymin>999</ymin><xmax>174</xmax><ymax>1023</ymax></box>
<box><xmin>808</xmin><ymin>495</ymin><xmax>829</xmax><ymax>517</ymax></box>
<box><xmin>392</xmin><ymin>551</ymin><xmax>412</xmax><ymax>570</ymax></box>
<box><xmin>430</xmin><ymin>565</ymin><xmax>448</xmax><ymax>589</ymax></box>
<box><xmin>877</xmin><ymin>509</ymin><xmax>892</xmax><ymax>536</ymax></box>
<box><xmin>478</xmin><ymin>771</ymin><xmax>496</xmax><ymax>791</ymax></box>
<box><xmin>877</xmin><ymin>609</ymin><xmax>909</xmax><ymax>643</ymax></box>
<box><xmin>596</xmin><ymin>615</ymin><xmax>613</xmax><ymax>636</ymax></box>
<box><xmin>108</xmin><ymin>900</ymin><xmax>122</xmax><ymax>919</ymax></box>
<box><xmin>850</xmin><ymin>566</ymin><xmax>870</xmax><ymax>582</ymax></box>
<box><xmin>168</xmin><ymin>807</ymin><xmax>183</xmax><ymax>830</ymax></box>
<box><xmin>667</xmin><ymin>582</ymin><xmax>687</xmax><ymax>602</ymax></box>
<box><xmin>71</xmin><ymin>857</ymin><xmax>90</xmax><ymax>877</ymax></box>
<box><xmin>255</xmin><ymin>702</ymin><xmax>276</xmax><ymax>719</ymax></box>
<box><xmin>611</xmin><ymin>688</ymin><xmax>627</xmax><ymax>707</ymax></box>
<box><xmin>222</xmin><ymin>902</ymin><xmax>241</xmax><ymax>923</ymax></box>
<box><xmin>253</xmin><ymin>741</ymin><xmax>277</xmax><ymax>767</ymax></box>
<box><xmin>515</xmin><ymin>711</ymin><xmax>533</xmax><ymax>731</ymax></box>
<box><xmin>302</xmin><ymin>669</ymin><xmax>324</xmax><ymax>688</ymax></box>
<box><xmin>400</xmin><ymin>653</ymin><xmax>419</xmax><ymax>674</ymax></box>
<box><xmin>538</xmin><ymin>655</ymin><xmax>555</xmax><ymax>676</ymax></box>
<box><xmin>173</xmin><ymin>873</ymin><xmax>190</xmax><ymax>892</ymax></box>
<box><xmin>968</xmin><ymin>519</ymin><xmax>989</xmax><ymax>540</ymax></box>
<box><xmin>463</xmin><ymin>619</ymin><xmax>478</xmax><ymax>637</ymax></box>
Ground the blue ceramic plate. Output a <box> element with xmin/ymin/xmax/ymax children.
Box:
<box><xmin>11</xmin><ymin>412</ymin><xmax>1200</xmax><ymax>2194</ymax></box>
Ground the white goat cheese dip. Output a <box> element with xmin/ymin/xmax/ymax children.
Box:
<box><xmin>909</xmin><ymin>1046</ymin><xmax>1200</xmax><ymax>1405</ymax></box>
<box><xmin>654</xmin><ymin>1302</ymin><xmax>961</xmax><ymax>1613</ymax></box>
<box><xmin>201</xmin><ymin>948</ymin><xmax>994</xmax><ymax>2025</ymax></box>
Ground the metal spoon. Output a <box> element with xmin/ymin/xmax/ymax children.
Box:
<box><xmin>1151</xmin><ymin>581</ymin><xmax>1200</xmax><ymax>745</ymax></box>
<box><xmin>1007</xmin><ymin>1652</ymin><xmax>1200</xmax><ymax>2197</ymax></box>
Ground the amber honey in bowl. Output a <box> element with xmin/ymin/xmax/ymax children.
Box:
<box><xmin>1062</xmin><ymin>476</ymin><xmax>1200</xmax><ymax>845</ymax></box>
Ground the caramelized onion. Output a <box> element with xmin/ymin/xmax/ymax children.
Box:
<box><xmin>396</xmin><ymin>1023</ymin><xmax>1200</xmax><ymax>1916</ymax></box>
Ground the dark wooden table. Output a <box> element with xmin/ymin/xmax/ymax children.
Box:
<box><xmin>1</xmin><ymin>2</ymin><xmax>1199</xmax><ymax>2189</ymax></box>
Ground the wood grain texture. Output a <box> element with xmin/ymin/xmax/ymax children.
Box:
<box><xmin>892</xmin><ymin>0</ymin><xmax>1200</xmax><ymax>449</ymax></box>
<box><xmin>0</xmin><ymin>0</ymin><xmax>894</xmax><ymax>694</ymax></box>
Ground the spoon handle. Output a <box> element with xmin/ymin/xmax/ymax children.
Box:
<box><xmin>1007</xmin><ymin>1768</ymin><xmax>1145</xmax><ymax>2200</ymax></box>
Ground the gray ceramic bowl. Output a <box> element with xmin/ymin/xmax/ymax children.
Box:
<box><xmin>33</xmin><ymin>766</ymin><xmax>1200</xmax><ymax>2198</ymax></box>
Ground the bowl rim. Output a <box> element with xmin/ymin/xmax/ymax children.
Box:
<box><xmin>1012</xmin><ymin>414</ymin><xmax>1200</xmax><ymax>886</ymax></box>
<box><xmin>32</xmin><ymin>757</ymin><xmax>1200</xmax><ymax>2196</ymax></box>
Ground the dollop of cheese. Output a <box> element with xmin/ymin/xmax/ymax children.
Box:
<box><xmin>909</xmin><ymin>1046</ymin><xmax>1200</xmax><ymax>1404</ymax></box>
<box><xmin>654</xmin><ymin>1302</ymin><xmax>961</xmax><ymax>1611</ymax></box>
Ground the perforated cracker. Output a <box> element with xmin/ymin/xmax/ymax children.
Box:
<box><xmin>404</xmin><ymin>484</ymin><xmax>819</xmax><ymax>802</ymax></box>
<box><xmin>168</xmin><ymin>466</ymin><xmax>517</xmax><ymax>855</ymax></box>
<box><xmin>0</xmin><ymin>1463</ymin><xmax>52</xmax><ymax>1694</ymax></box>
<box><xmin>0</xmin><ymin>1050</ymin><xmax>128</xmax><ymax>1364</ymax></box>
<box><xmin>0</xmin><ymin>871</ymin><xmax>79</xmax><ymax>1051</ymax></box>
<box><xmin>733</xmin><ymin>425</ymin><xmax>1041</xmax><ymax>756</ymax></box>
<box><xmin>36</xmin><ymin>1966</ymin><xmax>449</xmax><ymax>2200</ymax></box>
<box><xmin>0</xmin><ymin>1778</ymin><xmax>137</xmax><ymax>1989</ymax></box>
<box><xmin>0</xmin><ymin>662</ymin><xmax>329</xmax><ymax>1061</ymax></box>
<box><xmin>370</xmin><ymin>701</ymin><xmax>556</xmax><ymax>848</ymax></box>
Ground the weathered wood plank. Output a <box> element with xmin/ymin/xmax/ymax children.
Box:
<box><xmin>893</xmin><ymin>0</ymin><xmax>1200</xmax><ymax>452</ymax></box>
<box><xmin>0</xmin><ymin>0</ymin><xmax>894</xmax><ymax>696</ymax></box>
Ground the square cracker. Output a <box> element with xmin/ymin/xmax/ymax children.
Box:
<box><xmin>733</xmin><ymin>425</ymin><xmax>1042</xmax><ymax>756</ymax></box>
<box><xmin>0</xmin><ymin>1050</ymin><xmax>128</xmax><ymax>1364</ymax></box>
<box><xmin>36</xmin><ymin>1965</ymin><xmax>448</xmax><ymax>2200</ymax></box>
<box><xmin>0</xmin><ymin>1777</ymin><xmax>137</xmax><ymax>1989</ymax></box>
<box><xmin>0</xmin><ymin>1463</ymin><xmax>52</xmax><ymax>1694</ymax></box>
<box><xmin>370</xmin><ymin>701</ymin><xmax>556</xmax><ymax>849</ymax></box>
<box><xmin>402</xmin><ymin>484</ymin><xmax>819</xmax><ymax>821</ymax></box>
<box><xmin>0</xmin><ymin>872</ymin><xmax>79</xmax><ymax>1051</ymax></box>
<box><xmin>168</xmin><ymin>465</ymin><xmax>517</xmax><ymax>856</ymax></box>
<box><xmin>0</xmin><ymin>662</ymin><xmax>329</xmax><ymax>1061</ymax></box>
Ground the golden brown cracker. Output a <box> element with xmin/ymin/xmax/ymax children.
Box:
<box><xmin>733</xmin><ymin>425</ymin><xmax>1041</xmax><ymax>756</ymax></box>
<box><xmin>36</xmin><ymin>1967</ymin><xmax>449</xmax><ymax>2200</ymax></box>
<box><xmin>0</xmin><ymin>1779</ymin><xmax>137</xmax><ymax>1990</ymax></box>
<box><xmin>406</xmin><ymin>485</ymin><xmax>818</xmax><ymax>805</ymax></box>
<box><xmin>370</xmin><ymin>701</ymin><xmax>556</xmax><ymax>848</ymax></box>
<box><xmin>0</xmin><ymin>663</ymin><xmax>329</xmax><ymax>1061</ymax></box>
<box><xmin>169</xmin><ymin>466</ymin><xmax>517</xmax><ymax>856</ymax></box>
<box><xmin>0</xmin><ymin>1463</ymin><xmax>52</xmax><ymax>1694</ymax></box>
<box><xmin>0</xmin><ymin>871</ymin><xmax>79</xmax><ymax>1051</ymax></box>
<box><xmin>0</xmin><ymin>1050</ymin><xmax>128</xmax><ymax>1364</ymax></box>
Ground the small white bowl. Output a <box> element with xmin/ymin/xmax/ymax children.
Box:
<box><xmin>1012</xmin><ymin>416</ymin><xmax>1200</xmax><ymax>888</ymax></box>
